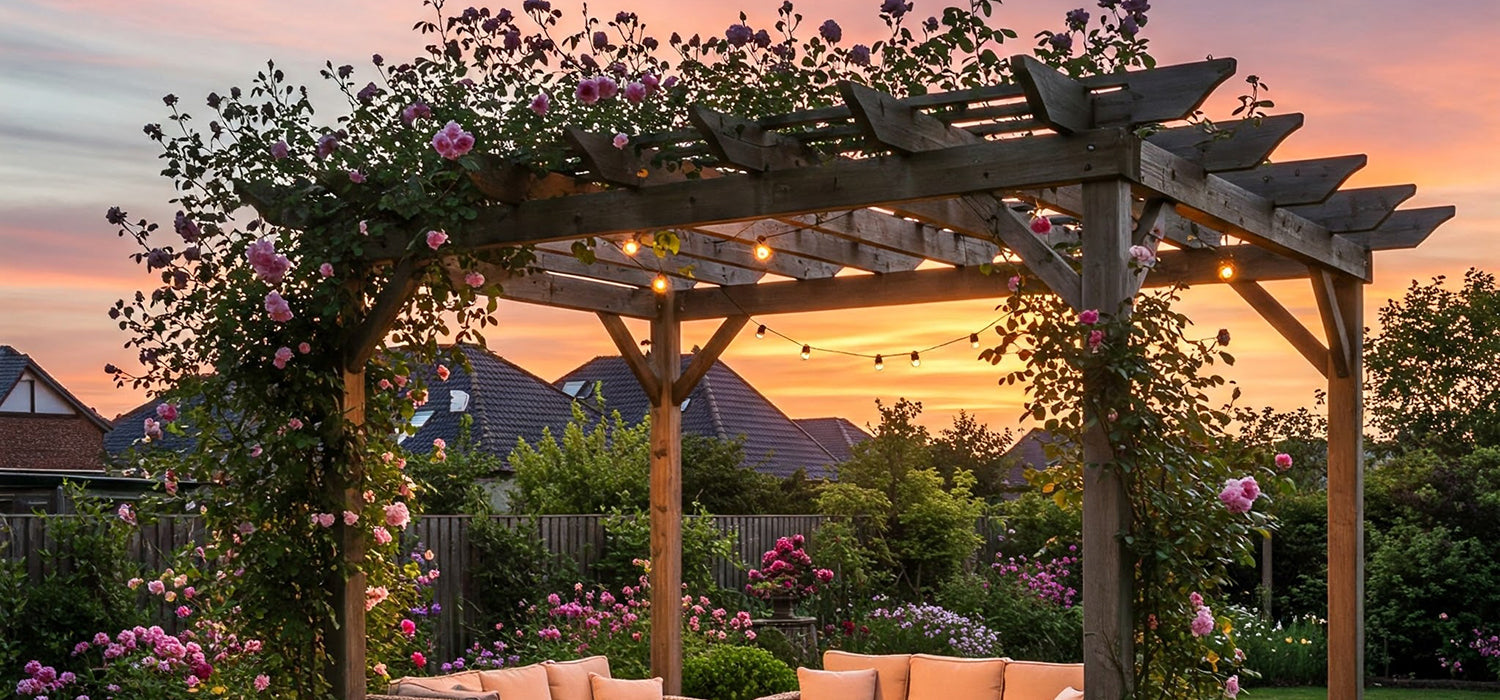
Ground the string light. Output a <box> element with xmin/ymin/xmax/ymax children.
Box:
<box><xmin>755</xmin><ymin>324</ymin><xmax>767</xmax><ymax>339</ymax></box>
<box><xmin>909</xmin><ymin>351</ymin><xmax>921</xmax><ymax>367</ymax></box>
<box><xmin>874</xmin><ymin>354</ymin><xmax>884</xmax><ymax>371</ymax></box>
<box><xmin>800</xmin><ymin>344</ymin><xmax>811</xmax><ymax>360</ymax></box>
<box><xmin>969</xmin><ymin>333</ymin><xmax>981</xmax><ymax>349</ymax></box>
<box><xmin>1217</xmin><ymin>259</ymin><xmax>1237</xmax><ymax>281</ymax></box>
<box><xmin>754</xmin><ymin>238</ymin><xmax>773</xmax><ymax>261</ymax></box>
<box><xmin>622</xmin><ymin>238</ymin><xmax>641</xmax><ymax>256</ymax></box>
<box><xmin>651</xmin><ymin>274</ymin><xmax>669</xmax><ymax>293</ymax></box>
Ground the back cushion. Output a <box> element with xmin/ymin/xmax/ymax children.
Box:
<box><xmin>823</xmin><ymin>651</ymin><xmax>912</xmax><ymax>700</ymax></box>
<box><xmin>392</xmin><ymin>671</ymin><xmax>484</xmax><ymax>694</ymax></box>
<box><xmin>589</xmin><ymin>674</ymin><xmax>664</xmax><ymax>700</ymax></box>
<box><xmin>1001</xmin><ymin>661</ymin><xmax>1084</xmax><ymax>700</ymax></box>
<box><xmin>546</xmin><ymin>656</ymin><xmax>613</xmax><ymax>700</ymax></box>
<box><xmin>799</xmin><ymin>668</ymin><xmax>878</xmax><ymax>700</ymax></box>
<box><xmin>478</xmin><ymin>663</ymin><xmax>552</xmax><ymax>700</ymax></box>
<box><xmin>906</xmin><ymin>655</ymin><xmax>1005</xmax><ymax>700</ymax></box>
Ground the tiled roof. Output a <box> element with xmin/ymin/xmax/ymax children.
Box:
<box><xmin>1001</xmin><ymin>428</ymin><xmax>1064</xmax><ymax>487</ymax></box>
<box><xmin>0</xmin><ymin>345</ymin><xmax>111</xmax><ymax>431</ymax></box>
<box><xmin>555</xmin><ymin>355</ymin><xmax>837</xmax><ymax>479</ymax></box>
<box><xmin>402</xmin><ymin>345</ymin><xmax>593</xmax><ymax>470</ymax></box>
<box><xmin>793</xmin><ymin>417</ymin><xmax>871</xmax><ymax>464</ymax></box>
<box><xmin>104</xmin><ymin>397</ymin><xmax>200</xmax><ymax>456</ymax></box>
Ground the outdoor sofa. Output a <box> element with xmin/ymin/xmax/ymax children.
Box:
<box><xmin>371</xmin><ymin>655</ymin><xmax>702</xmax><ymax>700</ymax></box>
<box><xmin>755</xmin><ymin>650</ymin><xmax>1083</xmax><ymax>700</ymax></box>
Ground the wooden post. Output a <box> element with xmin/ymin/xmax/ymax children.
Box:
<box><xmin>333</xmin><ymin>368</ymin><xmax>368</xmax><ymax>700</ymax></box>
<box><xmin>1080</xmin><ymin>179</ymin><xmax>1134</xmax><ymax>700</ymax></box>
<box><xmin>649</xmin><ymin>288</ymin><xmax>684</xmax><ymax>693</ymax></box>
<box><xmin>1325</xmin><ymin>275</ymin><xmax>1364</xmax><ymax>700</ymax></box>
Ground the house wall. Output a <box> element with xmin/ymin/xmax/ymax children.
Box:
<box><xmin>0</xmin><ymin>414</ymin><xmax>107</xmax><ymax>471</ymax></box>
<box><xmin>0</xmin><ymin>371</ymin><xmax>74</xmax><ymax>414</ymax></box>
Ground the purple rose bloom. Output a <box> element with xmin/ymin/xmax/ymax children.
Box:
<box><xmin>315</xmin><ymin>133</ymin><xmax>339</xmax><ymax>159</ymax></box>
<box><xmin>146</xmin><ymin>248</ymin><xmax>172</xmax><ymax>270</ymax></box>
<box><xmin>348</xmin><ymin>169</ymin><xmax>366</xmax><ymax>183</ymax></box>
<box><xmin>593</xmin><ymin>31</ymin><xmax>609</xmax><ymax>49</ymax></box>
<box><xmin>819</xmin><ymin>19</ymin><xmax>842</xmax><ymax>42</ymax></box>
<box><xmin>623</xmin><ymin>81</ymin><xmax>647</xmax><ymax>104</ymax></box>
<box><xmin>401</xmin><ymin>102</ymin><xmax>432</xmax><ymax>125</ymax></box>
<box><xmin>923</xmin><ymin>16</ymin><xmax>940</xmax><ymax>31</ymax></box>
<box><xmin>753</xmin><ymin>29</ymin><xmax>772</xmax><ymax>49</ymax></box>
<box><xmin>1048</xmin><ymin>33</ymin><xmax>1073</xmax><ymax>53</ymax></box>
<box><xmin>849</xmin><ymin>44</ymin><xmax>871</xmax><ymax>66</ymax></box>
<box><xmin>182</xmin><ymin>246</ymin><xmax>201</xmax><ymax>262</ymax></box>
<box><xmin>595</xmin><ymin>76</ymin><xmax>618</xmax><ymax>100</ymax></box>
<box><xmin>880</xmin><ymin>0</ymin><xmax>913</xmax><ymax>18</ymax></box>
<box><xmin>106</xmin><ymin>206</ymin><xmax>127</xmax><ymax>225</ymax></box>
<box><xmin>1122</xmin><ymin>0</ymin><xmax>1150</xmax><ymax>13</ymax></box>
<box><xmin>575</xmin><ymin>77</ymin><xmax>601</xmax><ymax>105</ymax></box>
<box><xmin>1098</xmin><ymin>0</ymin><xmax>1119</xmax><ymax>8</ymax></box>
<box><xmin>579</xmin><ymin>54</ymin><xmax>599</xmax><ymax>70</ymax></box>
<box><xmin>725</xmin><ymin>23</ymin><xmax>752</xmax><ymax>47</ymax></box>
<box><xmin>529</xmin><ymin>91</ymin><xmax>551</xmax><ymax>116</ymax></box>
<box><xmin>337</xmin><ymin>64</ymin><xmax>354</xmax><ymax>79</ymax></box>
<box><xmin>1119</xmin><ymin>15</ymin><xmax>1139</xmax><ymax>35</ymax></box>
<box><xmin>174</xmin><ymin>211</ymin><xmax>201</xmax><ymax>242</ymax></box>
<box><xmin>482</xmin><ymin>17</ymin><xmax>501</xmax><ymax>32</ymax></box>
<box><xmin>372</xmin><ymin>53</ymin><xmax>384</xmax><ymax>66</ymax></box>
<box><xmin>1066</xmin><ymin>8</ymin><xmax>1090</xmax><ymax>30</ymax></box>
<box><xmin>522</xmin><ymin>0</ymin><xmax>550</xmax><ymax>12</ymax></box>
<box><xmin>357</xmin><ymin>82</ymin><xmax>380</xmax><ymax>103</ymax></box>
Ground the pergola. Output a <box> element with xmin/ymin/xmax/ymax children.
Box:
<box><xmin>320</xmin><ymin>54</ymin><xmax>1452</xmax><ymax>700</ymax></box>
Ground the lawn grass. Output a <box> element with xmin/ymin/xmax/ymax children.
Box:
<box><xmin>1249</xmin><ymin>688</ymin><xmax>1500</xmax><ymax>699</ymax></box>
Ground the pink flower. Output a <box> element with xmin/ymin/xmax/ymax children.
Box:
<box><xmin>264</xmin><ymin>291</ymin><xmax>293</xmax><ymax>323</ymax></box>
<box><xmin>433</xmin><ymin>438</ymin><xmax>447</xmax><ymax>450</ymax></box>
<box><xmin>596</xmin><ymin>76</ymin><xmax>619</xmax><ymax>100</ymax></box>
<box><xmin>1191</xmin><ymin>606</ymin><xmax>1214</xmax><ymax>637</ymax></box>
<box><xmin>1189</xmin><ymin>591</ymin><xmax>1204</xmax><ymax>608</ymax></box>
<box><xmin>374</xmin><ymin>663</ymin><xmax>388</xmax><ymax>677</ymax></box>
<box><xmin>273</xmin><ymin>347</ymin><xmax>293</xmax><ymax>369</ymax></box>
<box><xmin>1007</xmin><ymin>275</ymin><xmax>1021</xmax><ymax>293</ymax></box>
<box><xmin>143</xmin><ymin>417</ymin><xmax>162</xmax><ymax>440</ymax></box>
<box><xmin>365</xmin><ymin>586</ymin><xmax>389</xmax><ymax>611</ymax></box>
<box><xmin>342</xmin><ymin>510</ymin><xmax>359</xmax><ymax>526</ymax></box>
<box><xmin>399</xmin><ymin>619</ymin><xmax>417</xmax><ymax>637</ymax></box>
<box><xmin>378</xmin><ymin>379</ymin><xmax>392</xmax><ymax>390</ymax></box>
<box><xmin>528</xmin><ymin>92</ymin><xmax>550</xmax><ymax>116</ymax></box>
<box><xmin>1029</xmin><ymin>216</ymin><xmax>1052</xmax><ymax>235</ymax></box>
<box><xmin>575</xmin><ymin>77</ymin><xmax>601</xmax><ymax>105</ymax></box>
<box><xmin>1129</xmin><ymin>244</ymin><xmax>1156</xmax><ymax>266</ymax></box>
<box><xmin>1087</xmin><ymin>329</ymin><xmax>1104</xmax><ymax>351</ymax></box>
<box><xmin>394</xmin><ymin>374</ymin><xmax>409</xmax><ymax>387</ymax></box>
<box><xmin>313</xmin><ymin>513</ymin><xmax>335</xmax><ymax>528</ymax></box>
<box><xmin>1225</xmin><ymin>675</ymin><xmax>1240</xmax><ymax>698</ymax></box>
<box><xmin>426</xmin><ymin>229</ymin><xmax>449</xmax><ymax>250</ymax></box>
<box><xmin>270</xmin><ymin>141</ymin><xmax>289</xmax><ymax>159</ymax></box>
<box><xmin>372</xmin><ymin>526</ymin><xmax>393</xmax><ymax>545</ymax></box>
<box><xmin>250</xmin><ymin>444</ymin><xmax>263</xmax><ymax>458</ymax></box>
<box><xmin>1219</xmin><ymin>479</ymin><xmax>1254</xmax><ymax>514</ymax></box>
<box><xmin>298</xmin><ymin>342</ymin><xmax>311</xmax><ymax>354</ymax></box>
<box><xmin>246</xmin><ymin>238</ymin><xmax>291</xmax><ymax>284</ymax></box>
<box><xmin>431</xmin><ymin>121</ymin><xmax>475</xmax><ymax>160</ymax></box>
<box><xmin>254</xmin><ymin>674</ymin><xmax>270</xmax><ymax>692</ymax></box>
<box><xmin>148</xmin><ymin>580</ymin><xmax>166</xmax><ymax>595</ymax></box>
<box><xmin>436</xmin><ymin>365</ymin><xmax>450</xmax><ymax>381</ymax></box>
<box><xmin>465</xmin><ymin>270</ymin><xmax>485</xmax><ymax>288</ymax></box>
<box><xmin>315</xmin><ymin>133</ymin><xmax>339</xmax><ymax>159</ymax></box>
<box><xmin>318</xmin><ymin>262</ymin><xmax>334</xmax><ymax>278</ymax></box>
<box><xmin>1239</xmin><ymin>476</ymin><xmax>1261</xmax><ymax>501</ymax></box>
<box><xmin>623</xmin><ymin>81</ymin><xmax>647</xmax><ymax>104</ymax></box>
<box><xmin>1275</xmin><ymin>453</ymin><xmax>1293</xmax><ymax>470</ymax></box>
<box><xmin>287</xmin><ymin>417</ymin><xmax>303</xmax><ymax>430</ymax></box>
<box><xmin>384</xmin><ymin>502</ymin><xmax>411</xmax><ymax>530</ymax></box>
<box><xmin>641</xmin><ymin>73</ymin><xmax>661</xmax><ymax>94</ymax></box>
<box><xmin>612</xmin><ymin>133</ymin><xmax>629</xmax><ymax>149</ymax></box>
<box><xmin>348</xmin><ymin>169</ymin><xmax>366</xmax><ymax>183</ymax></box>
<box><xmin>118</xmin><ymin>503</ymin><xmax>138</xmax><ymax>525</ymax></box>
<box><xmin>155</xmin><ymin>403</ymin><xmax>179</xmax><ymax>422</ymax></box>
<box><xmin>401</xmin><ymin>102</ymin><xmax>432</xmax><ymax>126</ymax></box>
<box><xmin>1078</xmin><ymin>309</ymin><xmax>1100</xmax><ymax>325</ymax></box>
<box><xmin>175</xmin><ymin>605</ymin><xmax>192</xmax><ymax>618</ymax></box>
<box><xmin>411</xmin><ymin>652</ymin><xmax>426</xmax><ymax>669</ymax></box>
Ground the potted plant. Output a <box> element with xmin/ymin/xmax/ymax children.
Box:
<box><xmin>746</xmin><ymin>534</ymin><xmax>833</xmax><ymax>618</ymax></box>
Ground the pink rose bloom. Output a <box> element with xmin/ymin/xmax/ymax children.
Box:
<box><xmin>143</xmin><ymin>417</ymin><xmax>162</xmax><ymax>440</ymax></box>
<box><xmin>401</xmin><ymin>102</ymin><xmax>432</xmax><ymax>125</ymax></box>
<box><xmin>623</xmin><ymin>81</ymin><xmax>647</xmax><ymax>104</ymax></box>
<box><xmin>1219</xmin><ymin>479</ymin><xmax>1253</xmax><ymax>514</ymax></box>
<box><xmin>175</xmin><ymin>605</ymin><xmax>192</xmax><ymax>619</ymax></box>
<box><xmin>1275</xmin><ymin>453</ymin><xmax>1293</xmax><ymax>470</ymax></box>
<box><xmin>465</xmin><ymin>271</ymin><xmax>485</xmax><ymax>288</ymax></box>
<box><xmin>348</xmin><ymin>170</ymin><xmax>366</xmax><ymax>183</ymax></box>
<box><xmin>1087</xmin><ymin>329</ymin><xmax>1105</xmax><ymax>350</ymax></box>
<box><xmin>264</xmin><ymin>291</ymin><xmax>293</xmax><ymax>323</ymax></box>
<box><xmin>319</xmin><ymin>262</ymin><xmax>334</xmax><ymax>278</ymax></box>
<box><xmin>1190</xmin><ymin>606</ymin><xmax>1214</xmax><ymax>637</ymax></box>
<box><xmin>1129</xmin><ymin>244</ymin><xmax>1155</xmax><ymax>265</ymax></box>
<box><xmin>1239</xmin><ymin>476</ymin><xmax>1261</xmax><ymax>501</ymax></box>
<box><xmin>250</xmin><ymin>444</ymin><xmax>263</xmax><ymax>458</ymax></box>
<box><xmin>342</xmin><ymin>510</ymin><xmax>359</xmax><ymax>526</ymax></box>
<box><xmin>384</xmin><ymin>502</ymin><xmax>412</xmax><ymax>530</ymax></box>
<box><xmin>156</xmin><ymin>403</ymin><xmax>179</xmax><ymax>422</ymax></box>
<box><xmin>575</xmin><ymin>77</ymin><xmax>601</xmax><ymax>105</ymax></box>
<box><xmin>313</xmin><ymin>513</ymin><xmax>335</xmax><ymax>528</ymax></box>
<box><xmin>287</xmin><ymin>417</ymin><xmax>303</xmax><ymax>430</ymax></box>
<box><xmin>119</xmin><ymin>503</ymin><xmax>138</xmax><ymax>525</ymax></box>
<box><xmin>273</xmin><ymin>347</ymin><xmax>293</xmax><ymax>369</ymax></box>
<box><xmin>1078</xmin><ymin>309</ymin><xmax>1100</xmax><ymax>325</ymax></box>
<box><xmin>148</xmin><ymin>580</ymin><xmax>166</xmax><ymax>595</ymax></box>
<box><xmin>374</xmin><ymin>663</ymin><xmax>388</xmax><ymax>678</ymax></box>
<box><xmin>246</xmin><ymin>238</ymin><xmax>291</xmax><ymax>283</ymax></box>
<box><xmin>436</xmin><ymin>365</ymin><xmax>450</xmax><ymax>381</ymax></box>
<box><xmin>373</xmin><ymin>526</ymin><xmax>393</xmax><ymax>545</ymax></box>
<box><xmin>315</xmin><ymin>133</ymin><xmax>339</xmax><ymax>159</ymax></box>
<box><xmin>1029</xmin><ymin>216</ymin><xmax>1052</xmax><ymax>235</ymax></box>
<box><xmin>1225</xmin><ymin>675</ymin><xmax>1240</xmax><ymax>698</ymax></box>
<box><xmin>1007</xmin><ymin>275</ymin><xmax>1021</xmax><ymax>293</ymax></box>
<box><xmin>270</xmin><ymin>141</ymin><xmax>289</xmax><ymax>159</ymax></box>
<box><xmin>612</xmin><ymin>133</ymin><xmax>629</xmax><ymax>149</ymax></box>
<box><xmin>378</xmin><ymin>378</ymin><xmax>392</xmax><ymax>390</ymax></box>
<box><xmin>596</xmin><ymin>76</ymin><xmax>619</xmax><ymax>100</ymax></box>
<box><xmin>426</xmin><ymin>229</ymin><xmax>449</xmax><ymax>250</ymax></box>
<box><xmin>255</xmin><ymin>674</ymin><xmax>270</xmax><ymax>692</ymax></box>
<box><xmin>298</xmin><ymin>342</ymin><xmax>311</xmax><ymax>354</ymax></box>
<box><xmin>399</xmin><ymin>619</ymin><xmax>417</xmax><ymax>637</ymax></box>
<box><xmin>1189</xmin><ymin>591</ymin><xmax>1204</xmax><ymax>607</ymax></box>
<box><xmin>412</xmin><ymin>652</ymin><xmax>426</xmax><ymax>669</ymax></box>
<box><xmin>365</xmin><ymin>586</ymin><xmax>389</xmax><ymax>611</ymax></box>
<box><xmin>431</xmin><ymin>121</ymin><xmax>474</xmax><ymax>160</ymax></box>
<box><xmin>529</xmin><ymin>92</ymin><xmax>551</xmax><ymax>116</ymax></box>
<box><xmin>433</xmin><ymin>438</ymin><xmax>447</xmax><ymax>450</ymax></box>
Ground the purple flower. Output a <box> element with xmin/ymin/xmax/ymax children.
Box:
<box><xmin>1217</xmin><ymin>328</ymin><xmax>1231</xmax><ymax>346</ymax></box>
<box><xmin>356</xmin><ymin>82</ymin><xmax>380</xmax><ymax>103</ymax></box>
<box><xmin>503</xmin><ymin>30</ymin><xmax>522</xmax><ymax>51</ymax></box>
<box><xmin>348</xmin><ymin>169</ymin><xmax>366</xmax><ymax>183</ymax></box>
<box><xmin>849</xmin><ymin>44</ymin><xmax>871</xmax><ymax>66</ymax></box>
<box><xmin>1007</xmin><ymin>275</ymin><xmax>1022</xmax><ymax>293</ymax></box>
<box><xmin>174</xmin><ymin>211</ymin><xmax>201</xmax><ymax>242</ymax></box>
<box><xmin>372</xmin><ymin>53</ymin><xmax>384</xmax><ymax>66</ymax></box>
<box><xmin>529</xmin><ymin>92</ymin><xmax>551</xmax><ymax>116</ymax></box>
<box><xmin>595</xmin><ymin>76</ymin><xmax>618</xmax><ymax>100</ymax></box>
<box><xmin>106</xmin><ymin>206</ymin><xmax>127</xmax><ymax>225</ymax></box>
<box><xmin>1119</xmin><ymin>15</ymin><xmax>1139</xmax><ymax>36</ymax></box>
<box><xmin>1048</xmin><ymin>33</ymin><xmax>1074</xmax><ymax>53</ymax></box>
<box><xmin>818</xmin><ymin>19</ymin><xmax>842</xmax><ymax>42</ymax></box>
<box><xmin>522</xmin><ymin>0</ymin><xmax>550</xmax><ymax>12</ymax></box>
<box><xmin>725</xmin><ymin>24</ymin><xmax>753</xmax><ymax>47</ymax></box>
<box><xmin>880</xmin><ymin>0</ymin><xmax>913</xmax><ymax>18</ymax></box>
<box><xmin>264</xmin><ymin>291</ymin><xmax>293</xmax><ymax>323</ymax></box>
<box><xmin>402</xmin><ymin>102</ymin><xmax>432</xmax><ymax>126</ymax></box>
<box><xmin>315</xmin><ymin>133</ymin><xmax>339</xmax><ymax>159</ymax></box>
<box><xmin>146</xmin><ymin>248</ymin><xmax>172</xmax><ymax>270</ymax></box>
<box><xmin>1122</xmin><ymin>0</ymin><xmax>1150</xmax><ymax>13</ymax></box>
<box><xmin>1066</xmin><ymin>8</ymin><xmax>1090</xmax><ymax>29</ymax></box>
<box><xmin>753</xmin><ymin>29</ymin><xmax>772</xmax><ymax>49</ymax></box>
<box><xmin>593</xmin><ymin>31</ymin><xmax>609</xmax><ymax>49</ymax></box>
<box><xmin>662</xmin><ymin>75</ymin><xmax>679</xmax><ymax>89</ymax></box>
<box><xmin>923</xmin><ymin>16</ymin><xmax>940</xmax><ymax>32</ymax></box>
<box><xmin>623</xmin><ymin>81</ymin><xmax>647</xmax><ymax>104</ymax></box>
<box><xmin>431</xmin><ymin>121</ymin><xmax>475</xmax><ymax>160</ymax></box>
<box><xmin>270</xmin><ymin>140</ymin><xmax>289</xmax><ymax>159</ymax></box>
<box><xmin>613</xmin><ymin>133</ymin><xmax>629</xmax><ymax>149</ymax></box>
<box><xmin>575</xmin><ymin>78</ymin><xmax>601</xmax><ymax>105</ymax></box>
<box><xmin>1078</xmin><ymin>309</ymin><xmax>1100</xmax><ymax>325</ymax></box>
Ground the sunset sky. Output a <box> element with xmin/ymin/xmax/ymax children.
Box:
<box><xmin>2</xmin><ymin>0</ymin><xmax>1497</xmax><ymax>434</ymax></box>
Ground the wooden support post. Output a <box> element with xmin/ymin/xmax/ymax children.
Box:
<box><xmin>1080</xmin><ymin>179</ymin><xmax>1134</xmax><ymax>700</ymax></box>
<box><xmin>1325</xmin><ymin>275</ymin><xmax>1365</xmax><ymax>700</ymax></box>
<box><xmin>649</xmin><ymin>288</ymin><xmax>684</xmax><ymax>694</ymax></box>
<box><xmin>333</xmin><ymin>368</ymin><xmax>368</xmax><ymax>700</ymax></box>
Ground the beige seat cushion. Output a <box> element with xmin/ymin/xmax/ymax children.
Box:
<box><xmin>391</xmin><ymin>684</ymin><xmax>499</xmax><ymax>700</ymax></box>
<box><xmin>798</xmin><ymin>668</ymin><xmax>878</xmax><ymax>700</ymax></box>
<box><xmin>823</xmin><ymin>651</ymin><xmax>912</xmax><ymax>700</ymax></box>
<box><xmin>546</xmin><ymin>656</ymin><xmax>612</xmax><ymax>700</ymax></box>
<box><xmin>391</xmin><ymin>671</ymin><xmax>485</xmax><ymax>694</ymax></box>
<box><xmin>478</xmin><ymin>663</ymin><xmax>552</xmax><ymax>700</ymax></box>
<box><xmin>1002</xmin><ymin>661</ymin><xmax>1084</xmax><ymax>700</ymax></box>
<box><xmin>906</xmin><ymin>655</ymin><xmax>1005</xmax><ymax>700</ymax></box>
<box><xmin>589</xmin><ymin>673</ymin><xmax>664</xmax><ymax>700</ymax></box>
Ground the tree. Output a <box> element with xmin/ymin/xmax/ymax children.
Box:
<box><xmin>405</xmin><ymin>414</ymin><xmax>501</xmax><ymax>515</ymax></box>
<box><xmin>1366</xmin><ymin>269</ymin><xmax>1500</xmax><ymax>456</ymax></box>
<box><xmin>930</xmin><ymin>410</ymin><xmax>1018</xmax><ymax>500</ymax></box>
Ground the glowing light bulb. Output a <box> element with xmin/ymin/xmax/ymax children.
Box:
<box><xmin>909</xmin><ymin>351</ymin><xmax>921</xmax><ymax>367</ymax></box>
<box><xmin>1217</xmin><ymin>260</ymin><xmax>1236</xmax><ymax>281</ymax></box>
<box><xmin>755</xmin><ymin>325</ymin><xmax>767</xmax><ymax>339</ymax></box>
<box><xmin>754</xmin><ymin>238</ymin><xmax>773</xmax><ymax>261</ymax></box>
<box><xmin>622</xmin><ymin>238</ymin><xmax>641</xmax><ymax>256</ymax></box>
<box><xmin>874</xmin><ymin>354</ymin><xmax>884</xmax><ymax>371</ymax></box>
<box><xmin>800</xmin><ymin>345</ymin><xmax>811</xmax><ymax>360</ymax></box>
<box><xmin>970</xmin><ymin>333</ymin><xmax>981</xmax><ymax>349</ymax></box>
<box><xmin>651</xmin><ymin>274</ymin><xmax>669</xmax><ymax>293</ymax></box>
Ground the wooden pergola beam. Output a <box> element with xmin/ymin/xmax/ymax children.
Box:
<box><xmin>486</xmin><ymin>268</ymin><xmax>657</xmax><ymax>318</ymax></box>
<box><xmin>535</xmin><ymin>241</ymin><xmax>765</xmax><ymax>287</ymax></box>
<box><xmin>1145</xmin><ymin>114</ymin><xmax>1305</xmax><ymax>172</ymax></box>
<box><xmin>690</xmin><ymin>219</ymin><xmax>925</xmax><ymax>273</ymax></box>
<box><xmin>597</xmin><ymin>312</ymin><xmax>660</xmax><ymax>398</ymax></box>
<box><xmin>1229</xmin><ymin>280</ymin><xmax>1330</xmax><ymax>376</ymax></box>
<box><xmin>1310</xmin><ymin>270</ymin><xmax>1355</xmax><ymax>378</ymax></box>
<box><xmin>1288</xmin><ymin>185</ymin><xmax>1415</xmax><ymax>233</ymax></box>
<box><xmin>642</xmin><ymin>230</ymin><xmax>841</xmax><ymax>279</ymax></box>
<box><xmin>1216</xmin><ymin>155</ymin><xmax>1368</xmax><ymax>206</ymax></box>
<box><xmin>530</xmin><ymin>249</ymin><xmax>693</xmax><ymax>291</ymax></box>
<box><xmin>1342</xmin><ymin>206</ymin><xmax>1456</xmax><ymax>250</ymax></box>
<box><xmin>1012</xmin><ymin>54</ymin><xmax>1237</xmax><ymax>132</ymax></box>
<box><xmin>793</xmin><ymin>209</ymin><xmax>998</xmax><ymax>267</ymax></box>
<box><xmin>673</xmin><ymin>316</ymin><xmax>749</xmax><ymax>403</ymax></box>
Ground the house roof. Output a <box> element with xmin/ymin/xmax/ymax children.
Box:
<box><xmin>402</xmin><ymin>344</ymin><xmax>594</xmax><ymax>468</ymax></box>
<box><xmin>793</xmin><ymin>417</ymin><xmax>871</xmax><ymax>464</ymax></box>
<box><xmin>1000</xmin><ymin>428</ymin><xmax>1064</xmax><ymax>488</ymax></box>
<box><xmin>0</xmin><ymin>346</ymin><xmax>112</xmax><ymax>431</ymax></box>
<box><xmin>104</xmin><ymin>398</ymin><xmax>200</xmax><ymax>456</ymax></box>
<box><xmin>555</xmin><ymin>355</ymin><xmax>837</xmax><ymax>479</ymax></box>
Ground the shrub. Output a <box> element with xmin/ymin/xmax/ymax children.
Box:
<box><xmin>936</xmin><ymin>565</ymin><xmax>1082</xmax><ymax>663</ymax></box>
<box><xmin>1227</xmin><ymin>607</ymin><xmax>1326</xmax><ymax>687</ymax></box>
<box><xmin>467</xmin><ymin>517</ymin><xmax>575</xmax><ymax>631</ymax></box>
<box><xmin>836</xmin><ymin>600</ymin><xmax>1002</xmax><ymax>658</ymax></box>
<box><xmin>682</xmin><ymin>645</ymin><xmax>797</xmax><ymax>700</ymax></box>
<box><xmin>591</xmin><ymin>508</ymin><xmax>739</xmax><ymax>593</ymax></box>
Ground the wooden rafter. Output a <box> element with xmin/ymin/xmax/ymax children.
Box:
<box><xmin>1230</xmin><ymin>280</ymin><xmax>1330</xmax><ymax>376</ymax></box>
<box><xmin>1145</xmin><ymin>114</ymin><xmax>1304</xmax><ymax>172</ymax></box>
<box><xmin>597</xmin><ymin>312</ymin><xmax>660</xmax><ymax>397</ymax></box>
<box><xmin>1310</xmin><ymin>270</ymin><xmax>1355</xmax><ymax>378</ymax></box>
<box><xmin>673</xmin><ymin>315</ymin><xmax>749</xmax><ymax>403</ymax></box>
<box><xmin>1216</xmin><ymin>155</ymin><xmax>1368</xmax><ymax>207</ymax></box>
<box><xmin>535</xmin><ymin>241</ymin><xmax>765</xmax><ymax>287</ymax></box>
<box><xmin>530</xmin><ymin>249</ymin><xmax>692</xmax><ymax>290</ymax></box>
<box><xmin>1287</xmin><ymin>185</ymin><xmax>1415</xmax><ymax>233</ymax></box>
<box><xmin>653</xmin><ymin>230</ymin><xmax>840</xmax><ymax>279</ymax></box>
<box><xmin>690</xmin><ymin>218</ymin><xmax>924</xmax><ymax>273</ymax></box>
<box><xmin>1341</xmin><ymin>206</ymin><xmax>1456</xmax><ymax>250</ymax></box>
